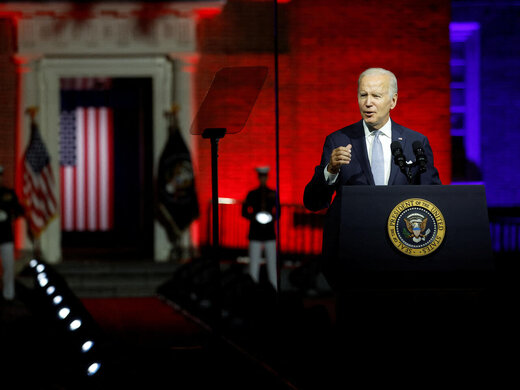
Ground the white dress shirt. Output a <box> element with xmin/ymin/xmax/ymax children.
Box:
<box><xmin>324</xmin><ymin>118</ymin><xmax>393</xmax><ymax>185</ymax></box>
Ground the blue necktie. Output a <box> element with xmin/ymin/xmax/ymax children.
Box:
<box><xmin>371</xmin><ymin>131</ymin><xmax>385</xmax><ymax>185</ymax></box>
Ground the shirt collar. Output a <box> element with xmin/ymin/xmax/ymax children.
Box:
<box><xmin>363</xmin><ymin>118</ymin><xmax>392</xmax><ymax>138</ymax></box>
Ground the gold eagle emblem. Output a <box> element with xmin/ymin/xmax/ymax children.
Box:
<box><xmin>404</xmin><ymin>216</ymin><xmax>428</xmax><ymax>239</ymax></box>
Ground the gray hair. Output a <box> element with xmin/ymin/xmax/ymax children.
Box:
<box><xmin>358</xmin><ymin>68</ymin><xmax>398</xmax><ymax>97</ymax></box>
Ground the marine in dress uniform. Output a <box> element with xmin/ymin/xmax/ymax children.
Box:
<box><xmin>0</xmin><ymin>165</ymin><xmax>24</xmax><ymax>301</ymax></box>
<box><xmin>242</xmin><ymin>166</ymin><xmax>278</xmax><ymax>290</ymax></box>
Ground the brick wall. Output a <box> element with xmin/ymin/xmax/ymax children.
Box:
<box><xmin>0</xmin><ymin>1</ymin><xmax>453</xmax><ymax>250</ymax></box>
<box><xmin>0</xmin><ymin>18</ymin><xmax>17</xmax><ymax>188</ymax></box>
<box><xmin>194</xmin><ymin>0</ymin><xmax>451</xmax><ymax>244</ymax></box>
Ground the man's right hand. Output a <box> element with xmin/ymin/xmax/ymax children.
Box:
<box><xmin>327</xmin><ymin>144</ymin><xmax>352</xmax><ymax>174</ymax></box>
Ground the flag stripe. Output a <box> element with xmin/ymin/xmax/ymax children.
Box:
<box><xmin>40</xmin><ymin>166</ymin><xmax>57</xmax><ymax>217</ymax></box>
<box><xmin>76</xmin><ymin>107</ymin><xmax>85</xmax><ymax>231</ymax></box>
<box><xmin>28</xmin><ymin>166</ymin><xmax>53</xmax><ymax>219</ymax></box>
<box><xmin>60</xmin><ymin>166</ymin><xmax>64</xmax><ymax>229</ymax></box>
<box><xmin>99</xmin><ymin>108</ymin><xmax>108</xmax><ymax>230</ymax></box>
<box><xmin>87</xmin><ymin>107</ymin><xmax>96</xmax><ymax>231</ymax></box>
<box><xmin>61</xmin><ymin>166</ymin><xmax>74</xmax><ymax>231</ymax></box>
<box><xmin>84</xmin><ymin>107</ymin><xmax>90</xmax><ymax>230</ymax></box>
<box><xmin>107</xmin><ymin>108</ymin><xmax>114</xmax><ymax>229</ymax></box>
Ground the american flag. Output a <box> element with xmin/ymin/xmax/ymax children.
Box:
<box><xmin>22</xmin><ymin>121</ymin><xmax>58</xmax><ymax>238</ymax></box>
<box><xmin>59</xmin><ymin>78</ymin><xmax>114</xmax><ymax>232</ymax></box>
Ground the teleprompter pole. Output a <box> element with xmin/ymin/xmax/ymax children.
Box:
<box><xmin>202</xmin><ymin>128</ymin><xmax>226</xmax><ymax>329</ymax></box>
<box><xmin>202</xmin><ymin>128</ymin><xmax>226</xmax><ymax>258</ymax></box>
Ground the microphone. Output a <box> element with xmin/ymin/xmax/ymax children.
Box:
<box><xmin>391</xmin><ymin>141</ymin><xmax>406</xmax><ymax>171</ymax></box>
<box><xmin>412</xmin><ymin>141</ymin><xmax>427</xmax><ymax>173</ymax></box>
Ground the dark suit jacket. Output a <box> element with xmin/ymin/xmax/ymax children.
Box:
<box><xmin>303</xmin><ymin>120</ymin><xmax>441</xmax><ymax>288</ymax></box>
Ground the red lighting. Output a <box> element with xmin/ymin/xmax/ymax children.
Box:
<box><xmin>196</xmin><ymin>8</ymin><xmax>222</xmax><ymax>19</ymax></box>
<box><xmin>193</xmin><ymin>0</ymin><xmax>451</xmax><ymax>252</ymax></box>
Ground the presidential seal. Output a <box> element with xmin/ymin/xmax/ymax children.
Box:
<box><xmin>387</xmin><ymin>198</ymin><xmax>446</xmax><ymax>257</ymax></box>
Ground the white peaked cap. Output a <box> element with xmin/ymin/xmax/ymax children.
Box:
<box><xmin>255</xmin><ymin>166</ymin><xmax>270</xmax><ymax>174</ymax></box>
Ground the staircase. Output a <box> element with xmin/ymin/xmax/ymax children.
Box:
<box><xmin>53</xmin><ymin>260</ymin><xmax>180</xmax><ymax>298</ymax></box>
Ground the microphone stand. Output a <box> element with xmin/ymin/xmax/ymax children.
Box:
<box><xmin>392</xmin><ymin>142</ymin><xmax>427</xmax><ymax>184</ymax></box>
<box><xmin>397</xmin><ymin>160</ymin><xmax>427</xmax><ymax>184</ymax></box>
<box><xmin>400</xmin><ymin>162</ymin><xmax>414</xmax><ymax>184</ymax></box>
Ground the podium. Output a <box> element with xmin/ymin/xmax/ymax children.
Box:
<box><xmin>324</xmin><ymin>185</ymin><xmax>495</xmax><ymax>289</ymax></box>
<box><xmin>325</xmin><ymin>185</ymin><xmax>503</xmax><ymax>372</ymax></box>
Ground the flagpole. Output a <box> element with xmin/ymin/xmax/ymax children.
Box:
<box><xmin>24</xmin><ymin>106</ymin><xmax>48</xmax><ymax>260</ymax></box>
<box><xmin>163</xmin><ymin>105</ymin><xmax>181</xmax><ymax>261</ymax></box>
<box><xmin>25</xmin><ymin>106</ymin><xmax>42</xmax><ymax>260</ymax></box>
<box><xmin>273</xmin><ymin>0</ymin><xmax>281</xmax><ymax>294</ymax></box>
<box><xmin>161</xmin><ymin>104</ymin><xmax>200</xmax><ymax>262</ymax></box>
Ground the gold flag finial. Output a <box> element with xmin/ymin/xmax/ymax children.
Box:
<box><xmin>165</xmin><ymin>103</ymin><xmax>180</xmax><ymax>117</ymax></box>
<box><xmin>25</xmin><ymin>106</ymin><xmax>39</xmax><ymax>121</ymax></box>
<box><xmin>165</xmin><ymin>103</ymin><xmax>180</xmax><ymax>127</ymax></box>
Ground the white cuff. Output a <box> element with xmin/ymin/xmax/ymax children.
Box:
<box><xmin>323</xmin><ymin>166</ymin><xmax>339</xmax><ymax>185</ymax></box>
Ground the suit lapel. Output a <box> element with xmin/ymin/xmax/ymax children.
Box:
<box><xmin>388</xmin><ymin>122</ymin><xmax>406</xmax><ymax>185</ymax></box>
<box><xmin>348</xmin><ymin>121</ymin><xmax>375</xmax><ymax>185</ymax></box>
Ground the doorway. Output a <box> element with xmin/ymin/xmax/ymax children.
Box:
<box><xmin>60</xmin><ymin>78</ymin><xmax>154</xmax><ymax>261</ymax></box>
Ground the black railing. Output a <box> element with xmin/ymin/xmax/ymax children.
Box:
<box><xmin>489</xmin><ymin>207</ymin><xmax>520</xmax><ymax>254</ymax></box>
<box><xmin>203</xmin><ymin>199</ymin><xmax>325</xmax><ymax>257</ymax></box>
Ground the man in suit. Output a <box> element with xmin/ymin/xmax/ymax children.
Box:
<box><xmin>304</xmin><ymin>67</ymin><xmax>441</xmax><ymax>287</ymax></box>
<box><xmin>303</xmin><ymin>68</ymin><xmax>442</xmax><ymax>379</ymax></box>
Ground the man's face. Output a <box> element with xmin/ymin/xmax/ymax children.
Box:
<box><xmin>258</xmin><ymin>174</ymin><xmax>268</xmax><ymax>186</ymax></box>
<box><xmin>358</xmin><ymin>74</ymin><xmax>397</xmax><ymax>130</ymax></box>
